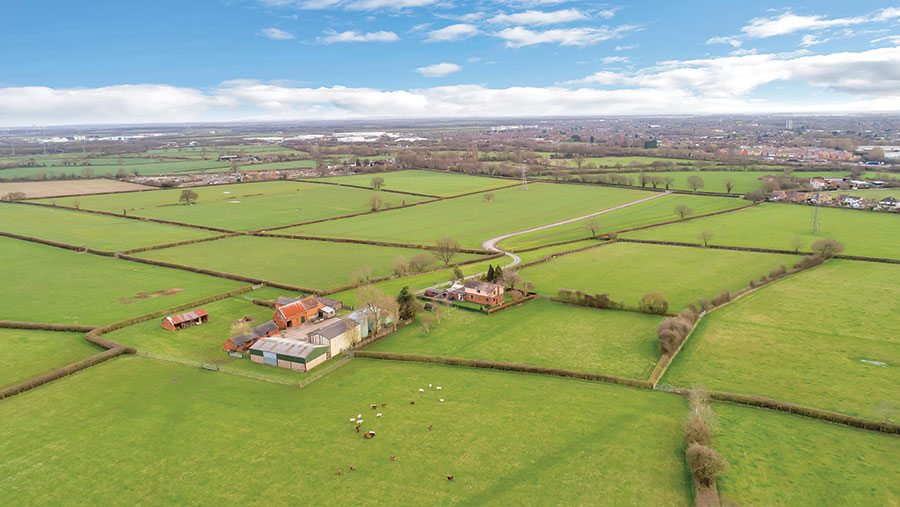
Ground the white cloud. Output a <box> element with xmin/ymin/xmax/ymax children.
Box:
<box><xmin>258</xmin><ymin>0</ymin><xmax>437</xmax><ymax>9</ymax></box>
<box><xmin>599</xmin><ymin>56</ymin><xmax>628</xmax><ymax>64</ymax></box>
<box><xmin>706</xmin><ymin>36</ymin><xmax>742</xmax><ymax>47</ymax></box>
<box><xmin>615</xmin><ymin>44</ymin><xmax>637</xmax><ymax>51</ymax></box>
<box><xmin>494</xmin><ymin>25</ymin><xmax>638</xmax><ymax>47</ymax></box>
<box><xmin>800</xmin><ymin>34</ymin><xmax>829</xmax><ymax>47</ymax></box>
<box><xmin>345</xmin><ymin>0</ymin><xmax>438</xmax><ymax>10</ymax></box>
<box><xmin>871</xmin><ymin>35</ymin><xmax>900</xmax><ymax>44</ymax></box>
<box><xmin>487</xmin><ymin>9</ymin><xmax>588</xmax><ymax>26</ymax></box>
<box><xmin>426</xmin><ymin>24</ymin><xmax>480</xmax><ymax>42</ymax></box>
<box><xmin>319</xmin><ymin>30</ymin><xmax>399</xmax><ymax>43</ymax></box>
<box><xmin>260</xmin><ymin>27</ymin><xmax>295</xmax><ymax>40</ymax></box>
<box><xmin>6</xmin><ymin>47</ymin><xmax>900</xmax><ymax>126</ymax></box>
<box><xmin>415</xmin><ymin>62</ymin><xmax>462</xmax><ymax>77</ymax></box>
<box><xmin>741</xmin><ymin>8</ymin><xmax>900</xmax><ymax>38</ymax></box>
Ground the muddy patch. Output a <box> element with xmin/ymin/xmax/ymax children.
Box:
<box><xmin>119</xmin><ymin>288</ymin><xmax>185</xmax><ymax>305</ymax></box>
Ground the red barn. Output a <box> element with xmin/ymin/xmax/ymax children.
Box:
<box><xmin>273</xmin><ymin>296</ymin><xmax>324</xmax><ymax>329</ymax></box>
<box><xmin>161</xmin><ymin>308</ymin><xmax>209</xmax><ymax>331</ymax></box>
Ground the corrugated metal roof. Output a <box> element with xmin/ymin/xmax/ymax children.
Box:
<box><xmin>250</xmin><ymin>337</ymin><xmax>328</xmax><ymax>359</ymax></box>
<box><xmin>311</xmin><ymin>318</ymin><xmax>357</xmax><ymax>341</ymax></box>
<box><xmin>277</xmin><ymin>296</ymin><xmax>322</xmax><ymax>319</ymax></box>
<box><xmin>165</xmin><ymin>308</ymin><xmax>208</xmax><ymax>325</ymax></box>
<box><xmin>252</xmin><ymin>320</ymin><xmax>278</xmax><ymax>338</ymax></box>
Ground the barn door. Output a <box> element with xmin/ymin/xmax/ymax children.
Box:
<box><xmin>263</xmin><ymin>352</ymin><xmax>277</xmax><ymax>366</ymax></box>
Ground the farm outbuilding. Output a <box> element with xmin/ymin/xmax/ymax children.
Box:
<box><xmin>273</xmin><ymin>296</ymin><xmax>325</xmax><ymax>328</ymax></box>
<box><xmin>223</xmin><ymin>320</ymin><xmax>279</xmax><ymax>352</ymax></box>
<box><xmin>249</xmin><ymin>337</ymin><xmax>329</xmax><ymax>372</ymax></box>
<box><xmin>306</xmin><ymin>318</ymin><xmax>361</xmax><ymax>358</ymax></box>
<box><xmin>162</xmin><ymin>308</ymin><xmax>209</xmax><ymax>331</ymax></box>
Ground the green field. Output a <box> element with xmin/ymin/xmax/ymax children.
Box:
<box><xmin>291</xmin><ymin>183</ymin><xmax>653</xmax><ymax>248</ymax></box>
<box><xmin>1</xmin><ymin>236</ymin><xmax>244</xmax><ymax>326</ymax></box>
<box><xmin>838</xmin><ymin>188</ymin><xmax>900</xmax><ymax>201</ymax></box>
<box><xmin>521</xmin><ymin>242</ymin><xmax>798</xmax><ymax>311</ymax></box>
<box><xmin>713</xmin><ymin>403</ymin><xmax>900</xmax><ymax>505</ymax></box>
<box><xmin>663</xmin><ymin>260</ymin><xmax>900</xmax><ymax>420</ymax></box>
<box><xmin>37</xmin><ymin>181</ymin><xmax>427</xmax><ymax>231</ymax></box>
<box><xmin>0</xmin><ymin>202</ymin><xmax>219</xmax><ymax>251</ymax></box>
<box><xmin>0</xmin><ymin>329</ymin><xmax>101</xmax><ymax>388</ymax></box>
<box><xmin>0</xmin><ymin>159</ymin><xmax>234</xmax><ymax>179</ymax></box>
<box><xmin>318</xmin><ymin>170</ymin><xmax>510</xmax><ymax>196</ymax></box>
<box><xmin>0</xmin><ymin>357</ymin><xmax>691</xmax><ymax>505</ymax></box>
<box><xmin>368</xmin><ymin>299</ymin><xmax>662</xmax><ymax>379</ymax></box>
<box><xmin>553</xmin><ymin>156</ymin><xmax>696</xmax><ymax>167</ymax></box>
<box><xmin>500</xmin><ymin>194</ymin><xmax>747</xmax><ymax>250</ymax></box>
<box><xmin>135</xmin><ymin>235</ymin><xmax>483</xmax><ymax>291</ymax></box>
<box><xmin>624</xmin><ymin>202</ymin><xmax>900</xmax><ymax>260</ymax></box>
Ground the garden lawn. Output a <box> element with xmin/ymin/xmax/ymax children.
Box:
<box><xmin>624</xmin><ymin>202</ymin><xmax>900</xmax><ymax>260</ymax></box>
<box><xmin>291</xmin><ymin>182</ymin><xmax>653</xmax><ymax>248</ymax></box>
<box><xmin>0</xmin><ymin>356</ymin><xmax>691</xmax><ymax>505</ymax></box>
<box><xmin>104</xmin><ymin>296</ymin><xmax>320</xmax><ymax>383</ymax></box>
<box><xmin>36</xmin><ymin>181</ymin><xmax>427</xmax><ymax>231</ymax></box>
<box><xmin>0</xmin><ymin>329</ymin><xmax>101</xmax><ymax>388</ymax></box>
<box><xmin>135</xmin><ymin>235</ymin><xmax>483</xmax><ymax>291</ymax></box>
<box><xmin>521</xmin><ymin>242</ymin><xmax>798</xmax><ymax>311</ymax></box>
<box><xmin>1</xmin><ymin>236</ymin><xmax>245</xmax><ymax>326</ymax></box>
<box><xmin>500</xmin><ymin>194</ymin><xmax>747</xmax><ymax>250</ymax></box>
<box><xmin>318</xmin><ymin>170</ymin><xmax>510</xmax><ymax>196</ymax></box>
<box><xmin>0</xmin><ymin>202</ymin><xmax>219</xmax><ymax>251</ymax></box>
<box><xmin>712</xmin><ymin>403</ymin><xmax>900</xmax><ymax>505</ymax></box>
<box><xmin>368</xmin><ymin>299</ymin><xmax>662</xmax><ymax>379</ymax></box>
<box><xmin>663</xmin><ymin>260</ymin><xmax>900</xmax><ymax>420</ymax></box>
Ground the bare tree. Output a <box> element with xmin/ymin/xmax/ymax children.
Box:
<box><xmin>639</xmin><ymin>172</ymin><xmax>650</xmax><ymax>188</ymax></box>
<box><xmin>420</xmin><ymin>313</ymin><xmax>434</xmax><ymax>334</ymax></box>
<box><xmin>675</xmin><ymin>204</ymin><xmax>693</xmax><ymax>220</ymax></box>
<box><xmin>371</xmin><ymin>176</ymin><xmax>386</xmax><ymax>190</ymax></box>
<box><xmin>483</xmin><ymin>192</ymin><xmax>495</xmax><ymax>203</ymax></box>
<box><xmin>351</xmin><ymin>266</ymin><xmax>372</xmax><ymax>286</ymax></box>
<box><xmin>366</xmin><ymin>194</ymin><xmax>384</xmax><ymax>211</ymax></box>
<box><xmin>434</xmin><ymin>237</ymin><xmax>460</xmax><ymax>265</ymax></box>
<box><xmin>687</xmin><ymin>175</ymin><xmax>705</xmax><ymax>192</ymax></box>
<box><xmin>724</xmin><ymin>179</ymin><xmax>735</xmax><ymax>194</ymax></box>
<box><xmin>789</xmin><ymin>236</ymin><xmax>803</xmax><ymax>254</ymax></box>
<box><xmin>582</xmin><ymin>219</ymin><xmax>601</xmax><ymax>237</ymax></box>
<box><xmin>356</xmin><ymin>285</ymin><xmax>399</xmax><ymax>337</ymax></box>
<box><xmin>810</xmin><ymin>238</ymin><xmax>845</xmax><ymax>258</ymax></box>
<box><xmin>698</xmin><ymin>230</ymin><xmax>715</xmax><ymax>247</ymax></box>
<box><xmin>664</xmin><ymin>176</ymin><xmax>675</xmax><ymax>190</ymax></box>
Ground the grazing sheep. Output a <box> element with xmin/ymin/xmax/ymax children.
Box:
<box><xmin>418</xmin><ymin>388</ymin><xmax>424</xmax><ymax>392</ymax></box>
<box><xmin>364</xmin><ymin>431</ymin><xmax>376</xmax><ymax>439</ymax></box>
<box><xmin>429</xmin><ymin>384</ymin><xmax>432</xmax><ymax>388</ymax></box>
<box><xmin>376</xmin><ymin>413</ymin><xmax>382</xmax><ymax>417</ymax></box>
<box><xmin>371</xmin><ymin>404</ymin><xmax>377</xmax><ymax>409</ymax></box>
<box><xmin>436</xmin><ymin>387</ymin><xmax>442</xmax><ymax>390</ymax></box>
<box><xmin>439</xmin><ymin>399</ymin><xmax>445</xmax><ymax>402</ymax></box>
<box><xmin>357</xmin><ymin>419</ymin><xmax>363</xmax><ymax>424</ymax></box>
<box><xmin>350</xmin><ymin>418</ymin><xmax>356</xmax><ymax>422</ymax></box>
<box><xmin>357</xmin><ymin>414</ymin><xmax>362</xmax><ymax>418</ymax></box>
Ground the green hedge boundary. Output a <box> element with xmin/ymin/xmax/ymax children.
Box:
<box><xmin>707</xmin><ymin>391</ymin><xmax>900</xmax><ymax>435</ymax></box>
<box><xmin>0</xmin><ymin>230</ymin><xmax>117</xmax><ymax>256</ymax></box>
<box><xmin>292</xmin><ymin>178</ymin><xmax>440</xmax><ymax>198</ymax></box>
<box><xmin>117</xmin><ymin>254</ymin><xmax>322</xmax><ymax>294</ymax></box>
<box><xmin>515</xmin><ymin>239</ymin><xmax>616</xmax><ymax>270</ymax></box>
<box><xmin>0</xmin><ymin>321</ymin><xmax>98</xmax><ymax>333</ymax></box>
<box><xmin>250</xmin><ymin>232</ymin><xmax>493</xmax><ymax>255</ymax></box>
<box><xmin>119</xmin><ymin>233</ymin><xmax>241</xmax><ymax>255</ymax></box>
<box><xmin>0</xmin><ymin>347</ymin><xmax>132</xmax><ymax>401</ymax></box>
<box><xmin>351</xmin><ymin>350</ymin><xmax>652</xmax><ymax>389</ymax></box>
<box><xmin>16</xmin><ymin>201</ymin><xmax>237</xmax><ymax>233</ymax></box>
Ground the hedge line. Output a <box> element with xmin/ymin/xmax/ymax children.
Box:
<box><xmin>619</xmin><ymin>238</ymin><xmax>809</xmax><ymax>256</ymax></box>
<box><xmin>0</xmin><ymin>321</ymin><xmax>97</xmax><ymax>333</ymax></box>
<box><xmin>117</xmin><ymin>254</ymin><xmax>321</xmax><ymax>294</ymax></box>
<box><xmin>17</xmin><ymin>201</ymin><xmax>236</xmax><ymax>233</ymax></box>
<box><xmin>293</xmin><ymin>178</ymin><xmax>440</xmax><ymax>198</ymax></box>
<box><xmin>486</xmin><ymin>294</ymin><xmax>538</xmax><ymax>314</ymax></box>
<box><xmin>352</xmin><ymin>351</ymin><xmax>652</xmax><ymax>389</ymax></box>
<box><xmin>0</xmin><ymin>347</ymin><xmax>131</xmax><ymax>401</ymax></box>
<box><xmin>707</xmin><ymin>391</ymin><xmax>900</xmax><ymax>435</ymax></box>
<box><xmin>0</xmin><ymin>230</ymin><xmax>117</xmax><ymax>256</ymax></box>
<box><xmin>251</xmin><ymin>231</ymin><xmax>492</xmax><ymax>255</ymax></box>
<box><xmin>515</xmin><ymin>240</ymin><xmax>616</xmax><ymax>270</ymax></box>
<box><xmin>119</xmin><ymin>233</ymin><xmax>241</xmax><ymax>255</ymax></box>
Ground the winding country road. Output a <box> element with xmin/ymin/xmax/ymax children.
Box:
<box><xmin>418</xmin><ymin>191</ymin><xmax>670</xmax><ymax>293</ymax></box>
<box><xmin>480</xmin><ymin>191</ymin><xmax>671</xmax><ymax>268</ymax></box>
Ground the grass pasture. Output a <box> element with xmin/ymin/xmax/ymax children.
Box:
<box><xmin>553</xmin><ymin>156</ymin><xmax>696</xmax><ymax>167</ymax></box>
<box><xmin>500</xmin><ymin>194</ymin><xmax>747</xmax><ymax>250</ymax></box>
<box><xmin>0</xmin><ymin>329</ymin><xmax>101</xmax><ymax>388</ymax></box>
<box><xmin>0</xmin><ymin>202</ymin><xmax>220</xmax><ymax>251</ymax></box>
<box><xmin>0</xmin><ymin>357</ymin><xmax>691</xmax><ymax>505</ymax></box>
<box><xmin>368</xmin><ymin>299</ymin><xmax>662</xmax><ymax>379</ymax></box>
<box><xmin>521</xmin><ymin>242</ymin><xmax>798</xmax><ymax>311</ymax></box>
<box><xmin>292</xmin><ymin>182</ymin><xmax>653</xmax><ymax>248</ymax></box>
<box><xmin>663</xmin><ymin>260</ymin><xmax>900</xmax><ymax>420</ymax></box>
<box><xmin>317</xmin><ymin>170</ymin><xmax>510</xmax><ymax>196</ymax></box>
<box><xmin>713</xmin><ymin>403</ymin><xmax>900</xmax><ymax>505</ymax></box>
<box><xmin>0</xmin><ymin>159</ymin><xmax>233</xmax><ymax>179</ymax></box>
<box><xmin>1</xmin><ymin>236</ymin><xmax>244</xmax><ymax>326</ymax></box>
<box><xmin>625</xmin><ymin>202</ymin><xmax>900</xmax><ymax>260</ymax></box>
<box><xmin>135</xmin><ymin>235</ymin><xmax>483</xmax><ymax>291</ymax></box>
<box><xmin>36</xmin><ymin>181</ymin><xmax>427</xmax><ymax>231</ymax></box>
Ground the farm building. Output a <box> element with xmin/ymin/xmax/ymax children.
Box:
<box><xmin>276</xmin><ymin>295</ymin><xmax>343</xmax><ymax>312</ymax></box>
<box><xmin>249</xmin><ymin>337</ymin><xmax>329</xmax><ymax>372</ymax></box>
<box><xmin>223</xmin><ymin>320</ymin><xmax>279</xmax><ymax>352</ymax></box>
<box><xmin>347</xmin><ymin>308</ymin><xmax>393</xmax><ymax>339</ymax></box>
<box><xmin>273</xmin><ymin>296</ymin><xmax>325</xmax><ymax>328</ymax></box>
<box><xmin>464</xmin><ymin>280</ymin><xmax>505</xmax><ymax>306</ymax></box>
<box><xmin>306</xmin><ymin>318</ymin><xmax>362</xmax><ymax>358</ymax></box>
<box><xmin>161</xmin><ymin>308</ymin><xmax>209</xmax><ymax>331</ymax></box>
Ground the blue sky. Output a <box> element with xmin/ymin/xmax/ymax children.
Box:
<box><xmin>2</xmin><ymin>1</ymin><xmax>900</xmax><ymax>125</ymax></box>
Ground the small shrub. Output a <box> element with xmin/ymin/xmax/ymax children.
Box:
<box><xmin>810</xmin><ymin>238</ymin><xmax>845</xmax><ymax>259</ymax></box>
<box><xmin>639</xmin><ymin>291</ymin><xmax>669</xmax><ymax>315</ymax></box>
<box><xmin>684</xmin><ymin>413</ymin><xmax>711</xmax><ymax>446</ymax></box>
<box><xmin>794</xmin><ymin>254</ymin><xmax>825</xmax><ymax>270</ymax></box>
<box><xmin>711</xmin><ymin>290</ymin><xmax>731</xmax><ymax>307</ymax></box>
<box><xmin>769</xmin><ymin>265</ymin><xmax>787</xmax><ymax>279</ymax></box>
<box><xmin>685</xmin><ymin>443</ymin><xmax>728</xmax><ymax>487</ymax></box>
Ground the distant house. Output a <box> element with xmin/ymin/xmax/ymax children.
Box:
<box><xmin>306</xmin><ymin>318</ymin><xmax>362</xmax><ymax>358</ymax></box>
<box><xmin>161</xmin><ymin>308</ymin><xmax>208</xmax><ymax>331</ymax></box>
<box><xmin>840</xmin><ymin>195</ymin><xmax>865</xmax><ymax>208</ymax></box>
<box><xmin>249</xmin><ymin>337</ymin><xmax>329</xmax><ymax>372</ymax></box>
<box><xmin>878</xmin><ymin>196</ymin><xmax>899</xmax><ymax>210</ymax></box>
<box><xmin>223</xmin><ymin>320</ymin><xmax>279</xmax><ymax>352</ymax></box>
<box><xmin>463</xmin><ymin>280</ymin><xmax>505</xmax><ymax>306</ymax></box>
<box><xmin>273</xmin><ymin>296</ymin><xmax>325</xmax><ymax>328</ymax></box>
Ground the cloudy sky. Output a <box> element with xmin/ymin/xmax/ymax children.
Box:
<box><xmin>2</xmin><ymin>0</ymin><xmax>900</xmax><ymax>126</ymax></box>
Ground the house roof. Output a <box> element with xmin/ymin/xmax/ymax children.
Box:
<box><xmin>250</xmin><ymin>337</ymin><xmax>328</xmax><ymax>360</ymax></box>
<box><xmin>879</xmin><ymin>196</ymin><xmax>898</xmax><ymax>203</ymax></box>
<box><xmin>165</xmin><ymin>308</ymin><xmax>208</xmax><ymax>326</ymax></box>
<box><xmin>252</xmin><ymin>320</ymin><xmax>279</xmax><ymax>338</ymax></box>
<box><xmin>276</xmin><ymin>296</ymin><xmax>322</xmax><ymax>320</ymax></box>
<box><xmin>275</xmin><ymin>297</ymin><xmax>301</xmax><ymax>307</ymax></box>
<box><xmin>311</xmin><ymin>318</ymin><xmax>358</xmax><ymax>341</ymax></box>
<box><xmin>464</xmin><ymin>280</ymin><xmax>502</xmax><ymax>293</ymax></box>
